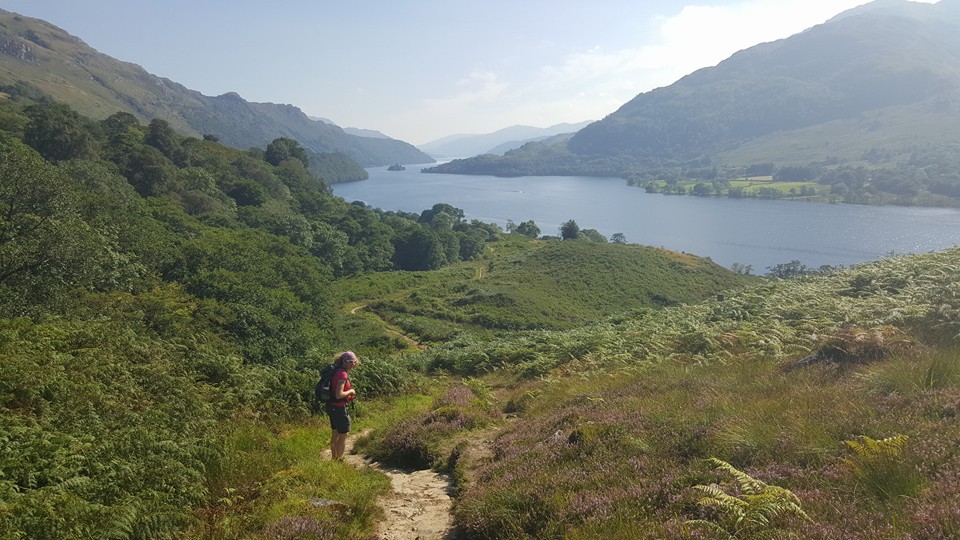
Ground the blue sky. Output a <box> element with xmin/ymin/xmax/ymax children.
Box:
<box><xmin>0</xmin><ymin>1</ymin><xmax>938</xmax><ymax>144</ymax></box>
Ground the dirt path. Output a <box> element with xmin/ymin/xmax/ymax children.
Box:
<box><xmin>347</xmin><ymin>304</ymin><xmax>425</xmax><ymax>351</ymax></box>
<box><xmin>324</xmin><ymin>433</ymin><xmax>456</xmax><ymax>540</ymax></box>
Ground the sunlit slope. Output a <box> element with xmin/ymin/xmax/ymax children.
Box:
<box><xmin>570</xmin><ymin>0</ymin><xmax>960</xmax><ymax>163</ymax></box>
<box><xmin>340</xmin><ymin>238</ymin><xmax>752</xmax><ymax>337</ymax></box>
<box><xmin>413</xmin><ymin>247</ymin><xmax>960</xmax><ymax>376</ymax></box>
<box><xmin>421</xmin><ymin>247</ymin><xmax>960</xmax><ymax>538</ymax></box>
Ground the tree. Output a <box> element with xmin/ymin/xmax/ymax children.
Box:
<box><xmin>265</xmin><ymin>137</ymin><xmax>309</xmax><ymax>169</ymax></box>
<box><xmin>125</xmin><ymin>145</ymin><xmax>177</xmax><ymax>196</ymax></box>
<box><xmin>101</xmin><ymin>112</ymin><xmax>140</xmax><ymax>138</ymax></box>
<box><xmin>515</xmin><ymin>220</ymin><xmax>540</xmax><ymax>238</ymax></box>
<box><xmin>393</xmin><ymin>227</ymin><xmax>447</xmax><ymax>270</ymax></box>
<box><xmin>144</xmin><ymin>119</ymin><xmax>184</xmax><ymax>164</ymax></box>
<box><xmin>766</xmin><ymin>260</ymin><xmax>808</xmax><ymax>279</ymax></box>
<box><xmin>580</xmin><ymin>229</ymin><xmax>608</xmax><ymax>243</ymax></box>
<box><xmin>458</xmin><ymin>229</ymin><xmax>487</xmax><ymax>261</ymax></box>
<box><xmin>560</xmin><ymin>219</ymin><xmax>580</xmax><ymax>240</ymax></box>
<box><xmin>22</xmin><ymin>103</ymin><xmax>97</xmax><ymax>161</ymax></box>
<box><xmin>226</xmin><ymin>179</ymin><xmax>268</xmax><ymax>206</ymax></box>
<box><xmin>419</xmin><ymin>203</ymin><xmax>465</xmax><ymax>225</ymax></box>
<box><xmin>610</xmin><ymin>232</ymin><xmax>627</xmax><ymax>244</ymax></box>
<box><xmin>429</xmin><ymin>211</ymin><xmax>455</xmax><ymax>231</ymax></box>
<box><xmin>0</xmin><ymin>136</ymin><xmax>104</xmax><ymax>314</ymax></box>
<box><xmin>745</xmin><ymin>163</ymin><xmax>775</xmax><ymax>176</ymax></box>
<box><xmin>692</xmin><ymin>182</ymin><xmax>712</xmax><ymax>196</ymax></box>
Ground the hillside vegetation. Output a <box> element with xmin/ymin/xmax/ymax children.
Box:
<box><xmin>0</xmin><ymin>94</ymin><xmax>506</xmax><ymax>538</ymax></box>
<box><xmin>339</xmin><ymin>238</ymin><xmax>750</xmax><ymax>343</ymax></box>
<box><xmin>365</xmin><ymin>247</ymin><xmax>960</xmax><ymax>538</ymax></box>
<box><xmin>0</xmin><ymin>92</ymin><xmax>758</xmax><ymax>538</ymax></box>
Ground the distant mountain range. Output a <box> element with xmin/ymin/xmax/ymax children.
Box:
<box><xmin>307</xmin><ymin>116</ymin><xmax>394</xmax><ymax>140</ymax></box>
<box><xmin>0</xmin><ymin>10</ymin><xmax>432</xmax><ymax>168</ymax></box>
<box><xmin>419</xmin><ymin>121</ymin><xmax>593</xmax><ymax>158</ymax></box>
<box><xmin>428</xmin><ymin>0</ymin><xmax>960</xmax><ymax>180</ymax></box>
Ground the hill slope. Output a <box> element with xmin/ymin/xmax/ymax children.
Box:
<box><xmin>420</xmin><ymin>122</ymin><xmax>592</xmax><ymax>159</ymax></box>
<box><xmin>568</xmin><ymin>0</ymin><xmax>960</xmax><ymax>162</ymax></box>
<box><xmin>0</xmin><ymin>10</ymin><xmax>432</xmax><ymax>167</ymax></box>
<box><xmin>339</xmin><ymin>238</ymin><xmax>752</xmax><ymax>339</ymax></box>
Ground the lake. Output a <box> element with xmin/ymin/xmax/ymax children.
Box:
<box><xmin>332</xmin><ymin>164</ymin><xmax>960</xmax><ymax>271</ymax></box>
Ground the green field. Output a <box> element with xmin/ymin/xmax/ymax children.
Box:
<box><xmin>336</xmin><ymin>236</ymin><xmax>753</xmax><ymax>343</ymax></box>
<box><xmin>645</xmin><ymin>175</ymin><xmax>830</xmax><ymax>200</ymax></box>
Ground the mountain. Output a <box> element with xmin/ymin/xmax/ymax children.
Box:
<box><xmin>419</xmin><ymin>121</ymin><xmax>592</xmax><ymax>158</ymax></box>
<box><xmin>0</xmin><ymin>10</ymin><xmax>433</xmax><ymax>167</ymax></box>
<box><xmin>427</xmin><ymin>0</ymin><xmax>960</xmax><ymax>198</ymax></box>
<box><xmin>568</xmin><ymin>0</ymin><xmax>960</xmax><ymax>163</ymax></box>
<box><xmin>343</xmin><ymin>127</ymin><xmax>392</xmax><ymax>139</ymax></box>
<box><xmin>485</xmin><ymin>132</ymin><xmax>578</xmax><ymax>156</ymax></box>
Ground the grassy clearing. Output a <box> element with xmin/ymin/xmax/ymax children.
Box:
<box><xmin>646</xmin><ymin>176</ymin><xmax>828</xmax><ymax>200</ymax></box>
<box><xmin>349</xmin><ymin>239</ymin><xmax>750</xmax><ymax>337</ymax></box>
<box><xmin>728</xmin><ymin>178</ymin><xmax>822</xmax><ymax>191</ymax></box>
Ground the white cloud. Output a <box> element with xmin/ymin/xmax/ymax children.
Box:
<box><xmin>538</xmin><ymin>0</ymin><xmax>883</xmax><ymax>96</ymax></box>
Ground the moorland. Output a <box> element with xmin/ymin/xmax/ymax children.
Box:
<box><xmin>3</xmin><ymin>92</ymin><xmax>960</xmax><ymax>539</ymax></box>
<box><xmin>3</xmin><ymin>2</ymin><xmax>960</xmax><ymax>538</ymax></box>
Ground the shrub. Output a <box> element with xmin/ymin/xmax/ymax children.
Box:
<box><xmin>688</xmin><ymin>458</ymin><xmax>811</xmax><ymax>539</ymax></box>
<box><xmin>357</xmin><ymin>384</ymin><xmax>498</xmax><ymax>469</ymax></box>
<box><xmin>843</xmin><ymin>435</ymin><xmax>923</xmax><ymax>502</ymax></box>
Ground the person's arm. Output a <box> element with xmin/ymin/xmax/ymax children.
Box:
<box><xmin>335</xmin><ymin>379</ymin><xmax>356</xmax><ymax>400</ymax></box>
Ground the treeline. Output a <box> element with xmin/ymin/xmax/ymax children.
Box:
<box><xmin>0</xmin><ymin>96</ymin><xmax>498</xmax><ymax>537</ymax></box>
<box><xmin>425</xmin><ymin>138</ymin><xmax>960</xmax><ymax>207</ymax></box>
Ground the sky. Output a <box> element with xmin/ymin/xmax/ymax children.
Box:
<box><xmin>0</xmin><ymin>0</ymin><xmax>939</xmax><ymax>145</ymax></box>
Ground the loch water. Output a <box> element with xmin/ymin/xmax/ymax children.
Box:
<box><xmin>332</xmin><ymin>165</ymin><xmax>960</xmax><ymax>271</ymax></box>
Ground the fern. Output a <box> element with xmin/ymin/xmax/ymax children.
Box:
<box><xmin>844</xmin><ymin>435</ymin><xmax>922</xmax><ymax>501</ymax></box>
<box><xmin>688</xmin><ymin>458</ymin><xmax>810</xmax><ymax>539</ymax></box>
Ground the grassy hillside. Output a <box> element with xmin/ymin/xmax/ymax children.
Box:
<box><xmin>0</xmin><ymin>97</ymin><xmax>495</xmax><ymax>539</ymax></box>
<box><xmin>363</xmin><ymin>247</ymin><xmax>960</xmax><ymax>538</ymax></box>
<box><xmin>337</xmin><ymin>237</ymin><xmax>752</xmax><ymax>344</ymax></box>
<box><xmin>716</xmin><ymin>89</ymin><xmax>960</xmax><ymax>167</ymax></box>
<box><xmin>569</xmin><ymin>0</ymin><xmax>960</xmax><ymax>162</ymax></box>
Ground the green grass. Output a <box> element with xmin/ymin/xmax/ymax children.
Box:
<box><xmin>422</xmin><ymin>247</ymin><xmax>960</xmax><ymax>538</ymax></box>
<box><xmin>717</xmin><ymin>97</ymin><xmax>960</xmax><ymax>168</ymax></box>
<box><xmin>340</xmin><ymin>238</ymin><xmax>751</xmax><ymax>337</ymax></box>
<box><xmin>192</xmin><ymin>393</ymin><xmax>464</xmax><ymax>538</ymax></box>
<box><xmin>647</xmin><ymin>177</ymin><xmax>828</xmax><ymax>199</ymax></box>
<box><xmin>728</xmin><ymin>178</ymin><xmax>821</xmax><ymax>191</ymax></box>
<box><xmin>455</xmin><ymin>345</ymin><xmax>960</xmax><ymax>538</ymax></box>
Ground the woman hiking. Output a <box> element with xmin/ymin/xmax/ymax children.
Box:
<box><xmin>327</xmin><ymin>351</ymin><xmax>360</xmax><ymax>461</ymax></box>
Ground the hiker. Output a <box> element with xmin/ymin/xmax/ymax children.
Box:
<box><xmin>327</xmin><ymin>351</ymin><xmax>360</xmax><ymax>460</ymax></box>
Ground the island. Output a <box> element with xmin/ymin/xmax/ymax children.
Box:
<box><xmin>387</xmin><ymin>163</ymin><xmax>406</xmax><ymax>171</ymax></box>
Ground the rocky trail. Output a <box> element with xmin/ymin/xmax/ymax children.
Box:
<box><xmin>322</xmin><ymin>433</ymin><xmax>456</xmax><ymax>540</ymax></box>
